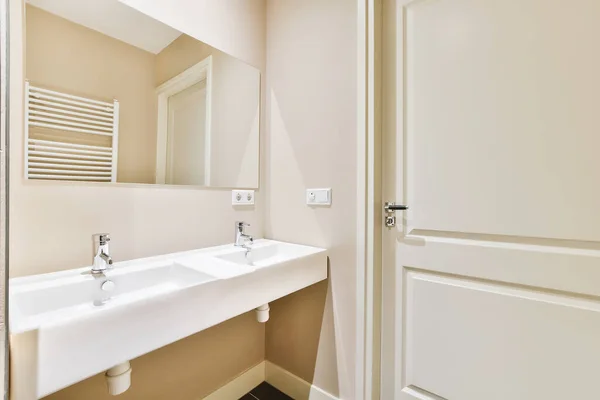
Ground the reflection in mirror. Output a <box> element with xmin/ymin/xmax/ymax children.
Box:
<box><xmin>24</xmin><ymin>0</ymin><xmax>260</xmax><ymax>188</ymax></box>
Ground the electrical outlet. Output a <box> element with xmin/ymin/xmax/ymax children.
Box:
<box><xmin>232</xmin><ymin>190</ymin><xmax>255</xmax><ymax>205</ymax></box>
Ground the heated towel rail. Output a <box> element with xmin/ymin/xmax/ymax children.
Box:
<box><xmin>25</xmin><ymin>82</ymin><xmax>119</xmax><ymax>182</ymax></box>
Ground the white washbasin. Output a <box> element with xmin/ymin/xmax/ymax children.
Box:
<box><xmin>11</xmin><ymin>262</ymin><xmax>217</xmax><ymax>333</ymax></box>
<box><xmin>9</xmin><ymin>239</ymin><xmax>327</xmax><ymax>398</ymax></box>
<box><xmin>215</xmin><ymin>242</ymin><xmax>316</xmax><ymax>267</ymax></box>
<box><xmin>175</xmin><ymin>253</ymin><xmax>254</xmax><ymax>278</ymax></box>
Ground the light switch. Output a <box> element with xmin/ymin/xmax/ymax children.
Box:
<box><xmin>232</xmin><ymin>190</ymin><xmax>255</xmax><ymax>205</ymax></box>
<box><xmin>306</xmin><ymin>188</ymin><xmax>331</xmax><ymax>206</ymax></box>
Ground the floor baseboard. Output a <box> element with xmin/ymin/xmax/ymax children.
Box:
<box><xmin>202</xmin><ymin>360</ymin><xmax>339</xmax><ymax>400</ymax></box>
<box><xmin>265</xmin><ymin>361</ymin><xmax>339</xmax><ymax>400</ymax></box>
<box><xmin>203</xmin><ymin>361</ymin><xmax>266</xmax><ymax>400</ymax></box>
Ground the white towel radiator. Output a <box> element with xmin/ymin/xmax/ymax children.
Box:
<box><xmin>25</xmin><ymin>82</ymin><xmax>119</xmax><ymax>182</ymax></box>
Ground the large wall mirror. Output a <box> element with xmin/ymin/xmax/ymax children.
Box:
<box><xmin>24</xmin><ymin>0</ymin><xmax>260</xmax><ymax>188</ymax></box>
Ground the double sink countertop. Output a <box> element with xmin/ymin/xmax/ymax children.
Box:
<box><xmin>9</xmin><ymin>239</ymin><xmax>327</xmax><ymax>398</ymax></box>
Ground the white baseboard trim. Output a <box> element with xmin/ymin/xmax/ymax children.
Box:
<box><xmin>203</xmin><ymin>361</ymin><xmax>265</xmax><ymax>400</ymax></box>
<box><xmin>265</xmin><ymin>361</ymin><xmax>339</xmax><ymax>400</ymax></box>
<box><xmin>202</xmin><ymin>360</ymin><xmax>339</xmax><ymax>400</ymax></box>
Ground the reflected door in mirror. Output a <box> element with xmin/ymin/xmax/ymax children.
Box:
<box><xmin>166</xmin><ymin>81</ymin><xmax>208</xmax><ymax>186</ymax></box>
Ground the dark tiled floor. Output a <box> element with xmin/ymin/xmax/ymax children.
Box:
<box><xmin>239</xmin><ymin>382</ymin><xmax>293</xmax><ymax>400</ymax></box>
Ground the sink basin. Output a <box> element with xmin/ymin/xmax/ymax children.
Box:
<box><xmin>13</xmin><ymin>276</ymin><xmax>97</xmax><ymax>319</ymax></box>
<box><xmin>11</xmin><ymin>262</ymin><xmax>216</xmax><ymax>333</ymax></box>
<box><xmin>175</xmin><ymin>253</ymin><xmax>255</xmax><ymax>279</ymax></box>
<box><xmin>105</xmin><ymin>262</ymin><xmax>217</xmax><ymax>300</ymax></box>
<box><xmin>215</xmin><ymin>242</ymin><xmax>318</xmax><ymax>267</ymax></box>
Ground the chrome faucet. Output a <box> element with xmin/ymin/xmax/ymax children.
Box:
<box><xmin>234</xmin><ymin>222</ymin><xmax>253</xmax><ymax>252</ymax></box>
<box><xmin>92</xmin><ymin>233</ymin><xmax>113</xmax><ymax>275</ymax></box>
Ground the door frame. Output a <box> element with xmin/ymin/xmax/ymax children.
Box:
<box><xmin>378</xmin><ymin>1</ymin><xmax>402</xmax><ymax>398</ymax></box>
<box><xmin>356</xmin><ymin>0</ymin><xmax>384</xmax><ymax>399</ymax></box>
<box><xmin>374</xmin><ymin>1</ymin><xmax>418</xmax><ymax>397</ymax></box>
<box><xmin>155</xmin><ymin>56</ymin><xmax>213</xmax><ymax>185</ymax></box>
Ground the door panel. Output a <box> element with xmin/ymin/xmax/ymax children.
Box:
<box><xmin>404</xmin><ymin>270</ymin><xmax>600</xmax><ymax>400</ymax></box>
<box><xmin>401</xmin><ymin>236</ymin><xmax>600</xmax><ymax>298</ymax></box>
<box><xmin>382</xmin><ymin>0</ymin><xmax>600</xmax><ymax>399</ymax></box>
<box><xmin>405</xmin><ymin>0</ymin><xmax>600</xmax><ymax>242</ymax></box>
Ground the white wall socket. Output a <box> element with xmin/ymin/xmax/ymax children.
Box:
<box><xmin>232</xmin><ymin>190</ymin><xmax>255</xmax><ymax>205</ymax></box>
<box><xmin>306</xmin><ymin>188</ymin><xmax>332</xmax><ymax>206</ymax></box>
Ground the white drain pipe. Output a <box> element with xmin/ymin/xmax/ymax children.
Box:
<box><xmin>256</xmin><ymin>303</ymin><xmax>270</xmax><ymax>323</ymax></box>
<box><xmin>106</xmin><ymin>361</ymin><xmax>132</xmax><ymax>396</ymax></box>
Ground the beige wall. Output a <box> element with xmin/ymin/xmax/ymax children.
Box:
<box><xmin>25</xmin><ymin>5</ymin><xmax>157</xmax><ymax>184</ymax></box>
<box><xmin>155</xmin><ymin>35</ymin><xmax>211</xmax><ymax>85</ymax></box>
<box><xmin>10</xmin><ymin>0</ymin><xmax>266</xmax><ymax>398</ymax></box>
<box><xmin>156</xmin><ymin>35</ymin><xmax>260</xmax><ymax>188</ymax></box>
<box><xmin>264</xmin><ymin>0</ymin><xmax>358</xmax><ymax>398</ymax></box>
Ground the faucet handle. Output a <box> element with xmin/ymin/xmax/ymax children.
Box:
<box><xmin>93</xmin><ymin>233</ymin><xmax>111</xmax><ymax>245</ymax></box>
<box><xmin>235</xmin><ymin>221</ymin><xmax>250</xmax><ymax>228</ymax></box>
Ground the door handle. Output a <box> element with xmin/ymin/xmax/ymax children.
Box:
<box><xmin>384</xmin><ymin>202</ymin><xmax>409</xmax><ymax>212</ymax></box>
<box><xmin>384</xmin><ymin>202</ymin><xmax>409</xmax><ymax>227</ymax></box>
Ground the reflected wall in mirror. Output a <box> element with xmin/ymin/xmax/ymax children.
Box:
<box><xmin>24</xmin><ymin>0</ymin><xmax>260</xmax><ymax>188</ymax></box>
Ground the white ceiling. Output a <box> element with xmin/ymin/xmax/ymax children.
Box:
<box><xmin>26</xmin><ymin>0</ymin><xmax>182</xmax><ymax>54</ymax></box>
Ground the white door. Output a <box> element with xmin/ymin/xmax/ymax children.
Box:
<box><xmin>166</xmin><ymin>80</ymin><xmax>207</xmax><ymax>185</ymax></box>
<box><xmin>381</xmin><ymin>0</ymin><xmax>600</xmax><ymax>399</ymax></box>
